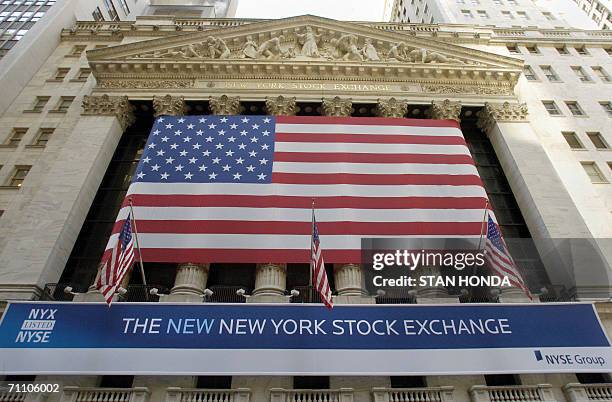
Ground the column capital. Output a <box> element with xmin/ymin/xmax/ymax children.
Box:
<box><xmin>81</xmin><ymin>94</ymin><xmax>135</xmax><ymax>130</ymax></box>
<box><xmin>430</xmin><ymin>99</ymin><xmax>461</xmax><ymax>122</ymax></box>
<box><xmin>153</xmin><ymin>94</ymin><xmax>186</xmax><ymax>117</ymax></box>
<box><xmin>376</xmin><ymin>98</ymin><xmax>408</xmax><ymax>118</ymax></box>
<box><xmin>476</xmin><ymin>102</ymin><xmax>529</xmax><ymax>132</ymax></box>
<box><xmin>209</xmin><ymin>95</ymin><xmax>241</xmax><ymax>115</ymax></box>
<box><xmin>265</xmin><ymin>95</ymin><xmax>297</xmax><ymax>116</ymax></box>
<box><xmin>322</xmin><ymin>96</ymin><xmax>352</xmax><ymax>117</ymax></box>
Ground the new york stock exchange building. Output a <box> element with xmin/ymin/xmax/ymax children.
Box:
<box><xmin>2</xmin><ymin>10</ymin><xmax>612</xmax><ymax>402</ymax></box>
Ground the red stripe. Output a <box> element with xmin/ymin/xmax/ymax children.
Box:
<box><xmin>124</xmin><ymin>195</ymin><xmax>489</xmax><ymax>210</ymax></box>
<box><xmin>134</xmin><ymin>248</ymin><xmax>361</xmax><ymax>263</ymax></box>
<box><xmin>275</xmin><ymin>132</ymin><xmax>466</xmax><ymax>145</ymax></box>
<box><xmin>110</xmin><ymin>220</ymin><xmax>484</xmax><ymax>236</ymax></box>
<box><xmin>272</xmin><ymin>172</ymin><xmax>483</xmax><ymax>186</ymax></box>
<box><xmin>275</xmin><ymin>115</ymin><xmax>461</xmax><ymax>128</ymax></box>
<box><xmin>274</xmin><ymin>152</ymin><xmax>475</xmax><ymax>164</ymax></box>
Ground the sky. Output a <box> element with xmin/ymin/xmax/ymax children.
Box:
<box><xmin>235</xmin><ymin>0</ymin><xmax>388</xmax><ymax>21</ymax></box>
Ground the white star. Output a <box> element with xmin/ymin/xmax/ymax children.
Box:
<box><xmin>212</xmin><ymin>157</ymin><xmax>221</xmax><ymax>164</ymax></box>
<box><xmin>257</xmin><ymin>173</ymin><xmax>267</xmax><ymax>180</ymax></box>
<box><xmin>189</xmin><ymin>157</ymin><xmax>197</xmax><ymax>164</ymax></box>
<box><xmin>175</xmin><ymin>164</ymin><xmax>184</xmax><ymax>172</ymax></box>
<box><xmin>161</xmin><ymin>172</ymin><xmax>169</xmax><ymax>180</ymax></box>
<box><xmin>262</xmin><ymin>130</ymin><xmax>270</xmax><ymax>136</ymax></box>
<box><xmin>228</xmin><ymin>136</ymin><xmax>236</xmax><ymax>142</ymax></box>
<box><xmin>222</xmin><ymin>164</ymin><xmax>231</xmax><ymax>171</ymax></box>
<box><xmin>170</xmin><ymin>143</ymin><xmax>178</xmax><ymax>150</ymax></box>
<box><xmin>199</xmin><ymin>117</ymin><xmax>207</xmax><ymax>123</ymax></box>
<box><xmin>240</xmin><ymin>130</ymin><xmax>248</xmax><ymax>136</ymax></box>
<box><xmin>263</xmin><ymin>117</ymin><xmax>271</xmax><ymax>123</ymax></box>
<box><xmin>249</xmin><ymin>150</ymin><xmax>257</xmax><ymax>157</ymax></box>
<box><xmin>179</xmin><ymin>150</ymin><xmax>188</xmax><ymax>157</ymax></box>
<box><xmin>261</xmin><ymin>144</ymin><xmax>270</xmax><ymax>150</ymax></box>
<box><xmin>202</xmin><ymin>150</ymin><xmax>211</xmax><ymax>157</ymax></box>
<box><xmin>184</xmin><ymin>172</ymin><xmax>193</xmax><ymax>180</ymax></box>
<box><xmin>235</xmin><ymin>157</ymin><xmax>244</xmax><ymax>164</ymax></box>
<box><xmin>174</xmin><ymin>130</ymin><xmax>182</xmax><ymax>136</ymax></box>
<box><xmin>157</xmin><ymin>150</ymin><xmax>165</xmax><ymax>156</ymax></box>
<box><xmin>161</xmin><ymin>136</ymin><xmax>169</xmax><ymax>142</ymax></box>
<box><xmin>209</xmin><ymin>172</ymin><xmax>217</xmax><ymax>180</ymax></box>
<box><xmin>199</xmin><ymin>164</ymin><xmax>207</xmax><ymax>171</ymax></box>
<box><xmin>166</xmin><ymin>157</ymin><xmax>175</xmax><ymax>164</ymax></box>
<box><xmin>216</xmin><ymin>143</ymin><xmax>224</xmax><ymax>149</ymax></box>
<box><xmin>165</xmin><ymin>123</ymin><xmax>173</xmax><ymax>129</ymax></box>
<box><xmin>230</xmin><ymin>123</ymin><xmax>238</xmax><ymax>129</ymax></box>
<box><xmin>136</xmin><ymin>171</ymin><xmax>145</xmax><ymax>179</ymax></box>
<box><xmin>151</xmin><ymin>164</ymin><xmax>160</xmax><ymax>171</ymax></box>
<box><xmin>218</xmin><ymin>129</ymin><xmax>226</xmax><ymax>136</ymax></box>
<box><xmin>208</xmin><ymin>123</ymin><xmax>216</xmax><ymax>129</ymax></box>
<box><xmin>246</xmin><ymin>165</ymin><xmax>255</xmax><ymax>172</ymax></box>
<box><xmin>259</xmin><ymin>158</ymin><xmax>268</xmax><ymax>165</ymax></box>
<box><xmin>252</xmin><ymin>124</ymin><xmax>260</xmax><ymax>130</ymax></box>
<box><xmin>192</xmin><ymin>143</ymin><xmax>201</xmax><ymax>150</ymax></box>
<box><xmin>241</xmin><ymin>117</ymin><xmax>249</xmax><ymax>123</ymax></box>
<box><xmin>153</xmin><ymin>129</ymin><xmax>160</xmax><ymax>135</ymax></box>
<box><xmin>250</xmin><ymin>137</ymin><xmax>258</xmax><ymax>143</ymax></box>
<box><xmin>238</xmin><ymin>143</ymin><xmax>247</xmax><ymax>150</ymax></box>
<box><xmin>148</xmin><ymin>143</ymin><xmax>156</xmax><ymax>149</ymax></box>
<box><xmin>158</xmin><ymin>117</ymin><xmax>165</xmax><ymax>122</ymax></box>
<box><xmin>226</xmin><ymin>150</ymin><xmax>235</xmax><ymax>156</ymax></box>
<box><xmin>220</xmin><ymin>117</ymin><xmax>228</xmax><ymax>122</ymax></box>
<box><xmin>142</xmin><ymin>156</ymin><xmax>151</xmax><ymax>163</ymax></box>
<box><xmin>178</xmin><ymin>118</ymin><xmax>185</xmax><ymax>123</ymax></box>
<box><xmin>205</xmin><ymin>136</ymin><xmax>213</xmax><ymax>142</ymax></box>
<box><xmin>233</xmin><ymin>172</ymin><xmax>242</xmax><ymax>180</ymax></box>
<box><xmin>196</xmin><ymin>130</ymin><xmax>204</xmax><ymax>136</ymax></box>
<box><xmin>187</xmin><ymin>124</ymin><xmax>194</xmax><ymax>129</ymax></box>
<box><xmin>183</xmin><ymin>136</ymin><xmax>192</xmax><ymax>142</ymax></box>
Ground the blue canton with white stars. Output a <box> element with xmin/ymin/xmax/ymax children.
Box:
<box><xmin>119</xmin><ymin>213</ymin><xmax>132</xmax><ymax>248</ymax></box>
<box><xmin>486</xmin><ymin>215</ymin><xmax>505</xmax><ymax>253</ymax></box>
<box><xmin>134</xmin><ymin>115</ymin><xmax>276</xmax><ymax>183</ymax></box>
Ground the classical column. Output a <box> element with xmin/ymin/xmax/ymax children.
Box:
<box><xmin>265</xmin><ymin>95</ymin><xmax>297</xmax><ymax>116</ymax></box>
<box><xmin>430</xmin><ymin>99</ymin><xmax>461</xmax><ymax>122</ymax></box>
<box><xmin>152</xmin><ymin>94</ymin><xmax>186</xmax><ymax>117</ymax></box>
<box><xmin>322</xmin><ymin>96</ymin><xmax>352</xmax><ymax>117</ymax></box>
<box><xmin>376</xmin><ymin>98</ymin><xmax>408</xmax><ymax>118</ymax></box>
<box><xmin>209</xmin><ymin>95</ymin><xmax>241</xmax><ymax>115</ymax></box>
<box><xmin>250</xmin><ymin>263</ymin><xmax>287</xmax><ymax>303</ymax></box>
<box><xmin>333</xmin><ymin>264</ymin><xmax>362</xmax><ymax>296</ymax></box>
<box><xmin>476</xmin><ymin>102</ymin><xmax>610</xmax><ymax>301</ymax></box>
<box><xmin>163</xmin><ymin>263</ymin><xmax>210</xmax><ymax>303</ymax></box>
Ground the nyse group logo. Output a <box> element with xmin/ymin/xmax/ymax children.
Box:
<box><xmin>15</xmin><ymin>308</ymin><xmax>57</xmax><ymax>343</ymax></box>
<box><xmin>534</xmin><ymin>350</ymin><xmax>606</xmax><ymax>367</ymax></box>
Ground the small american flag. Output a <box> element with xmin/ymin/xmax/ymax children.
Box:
<box><xmin>485</xmin><ymin>214</ymin><xmax>532</xmax><ymax>300</ymax></box>
<box><xmin>97</xmin><ymin>212</ymin><xmax>135</xmax><ymax>305</ymax></box>
<box><xmin>311</xmin><ymin>211</ymin><xmax>333</xmax><ymax>309</ymax></box>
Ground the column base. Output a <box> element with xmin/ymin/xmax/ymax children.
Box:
<box><xmin>497</xmin><ymin>287</ymin><xmax>535</xmax><ymax>303</ymax></box>
<box><xmin>0</xmin><ymin>284</ymin><xmax>43</xmax><ymax>301</ymax></box>
<box><xmin>247</xmin><ymin>294</ymin><xmax>288</xmax><ymax>303</ymax></box>
<box><xmin>416</xmin><ymin>295</ymin><xmax>460</xmax><ymax>304</ymax></box>
<box><xmin>72</xmin><ymin>289</ymin><xmax>115</xmax><ymax>303</ymax></box>
<box><xmin>160</xmin><ymin>293</ymin><xmax>203</xmax><ymax>303</ymax></box>
<box><xmin>334</xmin><ymin>295</ymin><xmax>375</xmax><ymax>304</ymax></box>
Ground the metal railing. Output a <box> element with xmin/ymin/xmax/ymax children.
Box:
<box><xmin>290</xmin><ymin>285</ymin><xmax>325</xmax><ymax>304</ymax></box>
<box><xmin>564</xmin><ymin>383</ymin><xmax>612</xmax><ymax>401</ymax></box>
<box><xmin>208</xmin><ymin>286</ymin><xmax>250</xmax><ymax>303</ymax></box>
<box><xmin>0</xmin><ymin>392</ymin><xmax>26</xmax><ymax>402</ymax></box>
<box><xmin>61</xmin><ymin>387</ymin><xmax>150</xmax><ymax>402</ymax></box>
<box><xmin>469</xmin><ymin>384</ymin><xmax>555</xmax><ymax>402</ymax></box>
<box><xmin>42</xmin><ymin>283</ymin><xmax>85</xmax><ymax>301</ymax></box>
<box><xmin>372</xmin><ymin>387</ymin><xmax>455</xmax><ymax>402</ymax></box>
<box><xmin>270</xmin><ymin>388</ymin><xmax>353</xmax><ymax>402</ymax></box>
<box><xmin>375</xmin><ymin>289</ymin><xmax>417</xmax><ymax>304</ymax></box>
<box><xmin>166</xmin><ymin>387</ymin><xmax>250</xmax><ymax>402</ymax></box>
<box><xmin>119</xmin><ymin>285</ymin><xmax>168</xmax><ymax>303</ymax></box>
<box><xmin>42</xmin><ymin>283</ymin><xmax>168</xmax><ymax>302</ymax></box>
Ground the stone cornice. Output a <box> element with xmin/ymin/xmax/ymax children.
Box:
<box><xmin>476</xmin><ymin>102</ymin><xmax>529</xmax><ymax>132</ymax></box>
<box><xmin>81</xmin><ymin>95</ymin><xmax>135</xmax><ymax>130</ymax></box>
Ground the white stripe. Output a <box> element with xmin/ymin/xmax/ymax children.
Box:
<box><xmin>105</xmin><ymin>233</ymin><xmax>482</xmax><ymax>251</ymax></box>
<box><xmin>115</xmin><ymin>206</ymin><xmax>497</xmax><ymax>223</ymax></box>
<box><xmin>272</xmin><ymin>162</ymin><xmax>479</xmax><ymax>175</ymax></box>
<box><xmin>127</xmin><ymin>182</ymin><xmax>487</xmax><ymax>198</ymax></box>
<box><xmin>276</xmin><ymin>123</ymin><xmax>462</xmax><ymax>137</ymax></box>
<box><xmin>275</xmin><ymin>142</ymin><xmax>471</xmax><ymax>155</ymax></box>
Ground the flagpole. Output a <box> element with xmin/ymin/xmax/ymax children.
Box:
<box><xmin>477</xmin><ymin>198</ymin><xmax>489</xmax><ymax>251</ymax></box>
<box><xmin>310</xmin><ymin>199</ymin><xmax>315</xmax><ymax>303</ymax></box>
<box><xmin>128</xmin><ymin>198</ymin><xmax>149</xmax><ymax>301</ymax></box>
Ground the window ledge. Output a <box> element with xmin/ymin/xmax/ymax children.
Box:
<box><xmin>0</xmin><ymin>144</ymin><xmax>18</xmax><ymax>149</ymax></box>
<box><xmin>69</xmin><ymin>79</ymin><xmax>88</xmax><ymax>83</ymax></box>
<box><xmin>22</xmin><ymin>110</ymin><xmax>42</xmax><ymax>114</ymax></box>
<box><xmin>45</xmin><ymin>79</ymin><xmax>64</xmax><ymax>83</ymax></box>
<box><xmin>569</xmin><ymin>114</ymin><xmax>589</xmax><ymax>118</ymax></box>
<box><xmin>64</xmin><ymin>54</ymin><xmax>82</xmax><ymax>58</ymax></box>
<box><xmin>48</xmin><ymin>110</ymin><xmax>67</xmax><ymax>114</ymax></box>
<box><xmin>25</xmin><ymin>144</ymin><xmax>45</xmax><ymax>149</ymax></box>
<box><xmin>0</xmin><ymin>186</ymin><xmax>19</xmax><ymax>190</ymax></box>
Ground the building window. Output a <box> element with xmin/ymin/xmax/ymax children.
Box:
<box><xmin>8</xmin><ymin>166</ymin><xmax>31</xmax><ymax>187</ymax></box>
<box><xmin>581</xmin><ymin>162</ymin><xmax>608</xmax><ymax>183</ymax></box>
<box><xmin>4</xmin><ymin>128</ymin><xmax>27</xmax><ymax>146</ymax></box>
<box><xmin>540</xmin><ymin>65</ymin><xmax>560</xmax><ymax>82</ymax></box>
<box><xmin>390</xmin><ymin>376</ymin><xmax>428</xmax><ymax>388</ymax></box>
<box><xmin>606</xmin><ymin>47</ymin><xmax>612</xmax><ymax>56</ymax></box>
<box><xmin>507</xmin><ymin>0</ymin><xmax>517</xmax><ymax>5</ymax></box>
<box><xmin>526</xmin><ymin>45</ymin><xmax>539</xmax><ymax>54</ymax></box>
<box><xmin>103</xmin><ymin>0</ymin><xmax>119</xmax><ymax>21</ymax></box>
<box><xmin>587</xmin><ymin>132</ymin><xmax>609</xmax><ymax>149</ymax></box>
<box><xmin>75</xmin><ymin>68</ymin><xmax>91</xmax><ymax>81</ymax></box>
<box><xmin>501</xmin><ymin>10</ymin><xmax>515</xmax><ymax>19</ymax></box>
<box><xmin>599</xmin><ymin>101</ymin><xmax>612</xmax><ymax>116</ymax></box>
<box><xmin>195</xmin><ymin>376</ymin><xmax>232</xmax><ymax>389</ymax></box>
<box><xmin>562</xmin><ymin>132</ymin><xmax>584</xmax><ymax>149</ymax></box>
<box><xmin>51</xmin><ymin>68</ymin><xmax>69</xmax><ymax>81</ymax></box>
<box><xmin>542</xmin><ymin>101</ymin><xmax>562</xmax><ymax>115</ymax></box>
<box><xmin>26</xmin><ymin>96</ymin><xmax>49</xmax><ymax>113</ymax></box>
<box><xmin>556</xmin><ymin>45</ymin><xmax>569</xmax><ymax>55</ymax></box>
<box><xmin>523</xmin><ymin>66</ymin><xmax>537</xmax><ymax>80</ymax></box>
<box><xmin>293</xmin><ymin>376</ymin><xmax>329</xmax><ymax>389</ymax></box>
<box><xmin>565</xmin><ymin>101</ymin><xmax>585</xmax><ymax>116</ymax></box>
<box><xmin>493</xmin><ymin>0</ymin><xmax>503</xmax><ymax>5</ymax></box>
<box><xmin>506</xmin><ymin>44</ymin><xmax>520</xmax><ymax>54</ymax></box>
<box><xmin>517</xmin><ymin>11</ymin><xmax>530</xmax><ymax>20</ymax></box>
<box><xmin>471</xmin><ymin>0</ymin><xmax>480</xmax><ymax>4</ymax></box>
<box><xmin>68</xmin><ymin>45</ymin><xmax>86</xmax><ymax>56</ymax></box>
<box><xmin>32</xmin><ymin>128</ymin><xmax>53</xmax><ymax>147</ymax></box>
<box><xmin>572</xmin><ymin>66</ymin><xmax>592</xmax><ymax>82</ymax></box>
<box><xmin>485</xmin><ymin>375</ymin><xmax>521</xmax><ymax>386</ymax></box>
<box><xmin>461</xmin><ymin>10</ymin><xmax>473</xmax><ymax>18</ymax></box>
<box><xmin>592</xmin><ymin>66</ymin><xmax>611</xmax><ymax>82</ymax></box>
<box><xmin>575</xmin><ymin>45</ymin><xmax>589</xmax><ymax>55</ymax></box>
<box><xmin>99</xmin><ymin>376</ymin><xmax>134</xmax><ymax>388</ymax></box>
<box><xmin>477</xmin><ymin>10</ymin><xmax>488</xmax><ymax>18</ymax></box>
<box><xmin>542</xmin><ymin>12</ymin><xmax>555</xmax><ymax>20</ymax></box>
<box><xmin>92</xmin><ymin>7</ymin><xmax>104</xmax><ymax>21</ymax></box>
<box><xmin>53</xmin><ymin>96</ymin><xmax>74</xmax><ymax>113</ymax></box>
<box><xmin>118</xmin><ymin>0</ymin><xmax>130</xmax><ymax>15</ymax></box>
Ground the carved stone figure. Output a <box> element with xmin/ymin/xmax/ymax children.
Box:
<box><xmin>241</xmin><ymin>35</ymin><xmax>258</xmax><ymax>59</ymax></box>
<box><xmin>386</xmin><ymin>42</ymin><xmax>408</xmax><ymax>61</ymax></box>
<box><xmin>329</xmin><ymin>34</ymin><xmax>363</xmax><ymax>61</ymax></box>
<box><xmin>206</xmin><ymin>36</ymin><xmax>230</xmax><ymax>59</ymax></box>
<box><xmin>361</xmin><ymin>38</ymin><xmax>380</xmax><ymax>61</ymax></box>
<box><xmin>296</xmin><ymin>26</ymin><xmax>322</xmax><ymax>57</ymax></box>
<box><xmin>257</xmin><ymin>36</ymin><xmax>286</xmax><ymax>59</ymax></box>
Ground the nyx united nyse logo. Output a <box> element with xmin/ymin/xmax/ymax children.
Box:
<box><xmin>15</xmin><ymin>308</ymin><xmax>57</xmax><ymax>343</ymax></box>
<box><xmin>534</xmin><ymin>350</ymin><xmax>606</xmax><ymax>366</ymax></box>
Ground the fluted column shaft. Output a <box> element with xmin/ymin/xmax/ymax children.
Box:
<box><xmin>253</xmin><ymin>263</ymin><xmax>287</xmax><ymax>296</ymax></box>
<box><xmin>171</xmin><ymin>263</ymin><xmax>210</xmax><ymax>296</ymax></box>
<box><xmin>333</xmin><ymin>264</ymin><xmax>363</xmax><ymax>296</ymax></box>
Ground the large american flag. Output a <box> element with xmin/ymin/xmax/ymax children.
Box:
<box><xmin>104</xmin><ymin>115</ymin><xmax>492</xmax><ymax>263</ymax></box>
<box><xmin>98</xmin><ymin>212</ymin><xmax>135</xmax><ymax>305</ymax></box>
<box><xmin>485</xmin><ymin>214</ymin><xmax>532</xmax><ymax>299</ymax></box>
<box><xmin>311</xmin><ymin>210</ymin><xmax>332</xmax><ymax>309</ymax></box>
